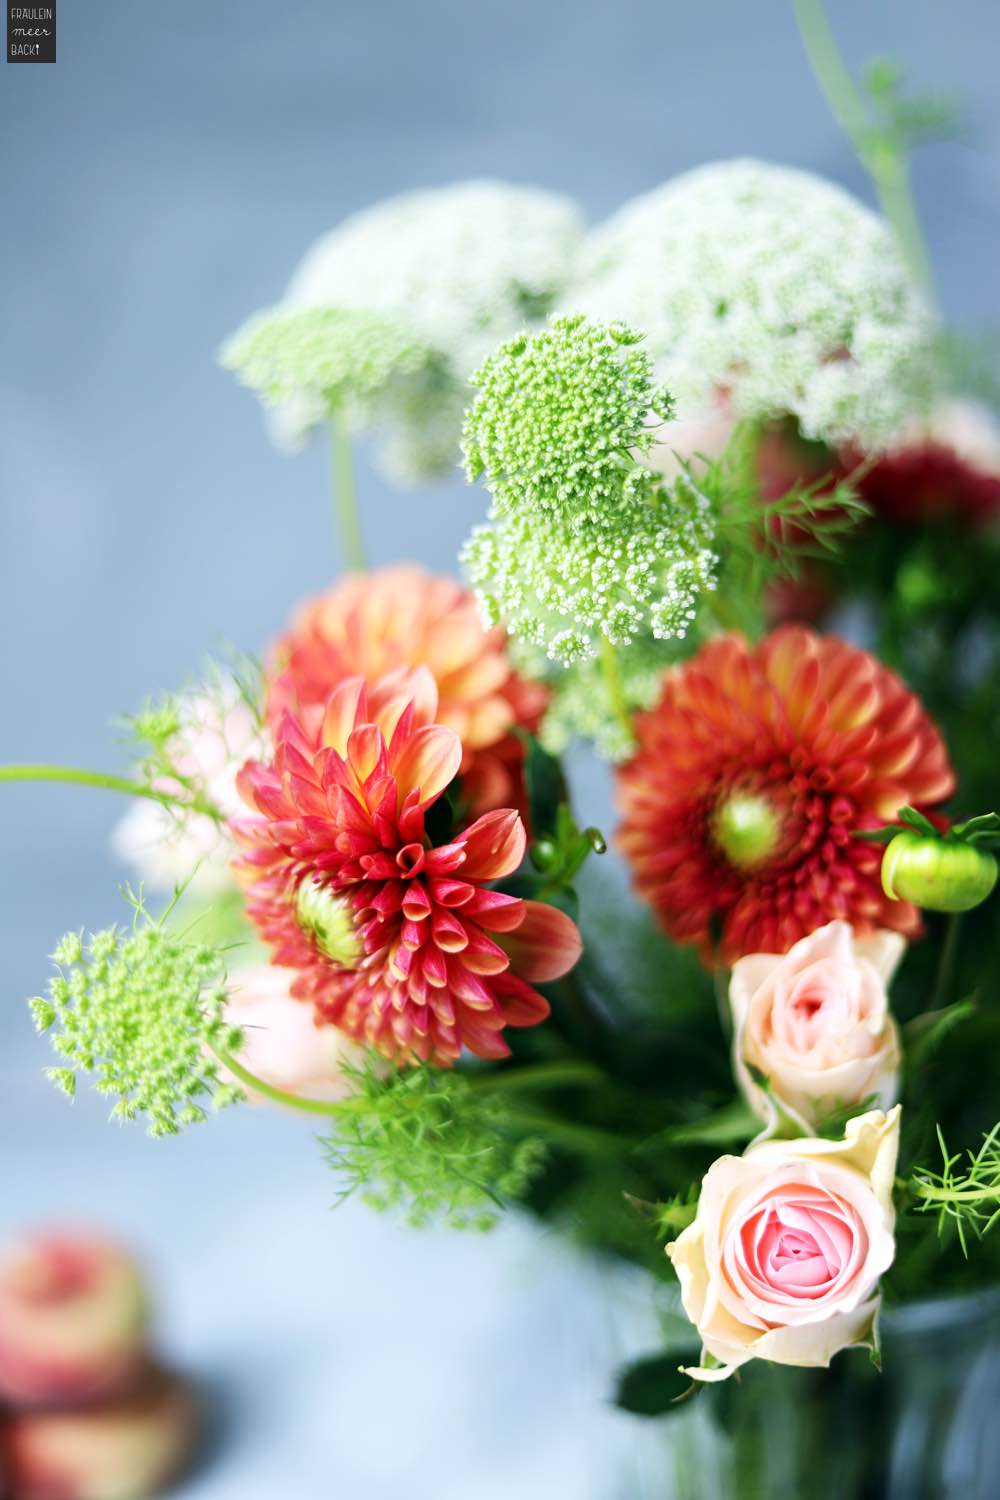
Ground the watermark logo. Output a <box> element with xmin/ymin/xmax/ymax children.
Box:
<box><xmin>7</xmin><ymin>2</ymin><xmax>56</xmax><ymax>62</ymax></box>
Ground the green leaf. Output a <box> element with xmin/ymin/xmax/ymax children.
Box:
<box><xmin>951</xmin><ymin>812</ymin><xmax>1000</xmax><ymax>847</ymax></box>
<box><xmin>898</xmin><ymin>806</ymin><xmax>939</xmax><ymax>837</ymax></box>
<box><xmin>613</xmin><ymin>1352</ymin><xmax>702</xmax><ymax>1417</ymax></box>
<box><xmin>663</xmin><ymin>1098</ymin><xmax>759</xmax><ymax>1147</ymax></box>
<box><xmin>903</xmin><ymin>996</ymin><xmax>978</xmax><ymax>1071</ymax></box>
<box><xmin>521</xmin><ymin>734</ymin><xmax>568</xmax><ymax>842</ymax></box>
<box><xmin>852</xmin><ymin>826</ymin><xmax>899</xmax><ymax>845</ymax></box>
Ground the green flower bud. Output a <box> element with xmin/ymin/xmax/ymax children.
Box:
<box><xmin>713</xmin><ymin>792</ymin><xmax>782</xmax><ymax>870</ymax></box>
<box><xmin>881</xmin><ymin>830</ymin><xmax>999</xmax><ymax>913</ymax></box>
<box><xmin>295</xmin><ymin>879</ymin><xmax>362</xmax><ymax>967</ymax></box>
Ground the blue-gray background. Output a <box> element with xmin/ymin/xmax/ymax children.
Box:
<box><xmin>2</xmin><ymin>3</ymin><xmax>999</xmax><ymax>1495</ymax></box>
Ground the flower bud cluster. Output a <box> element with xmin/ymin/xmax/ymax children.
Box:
<box><xmin>30</xmin><ymin>907</ymin><xmax>245</xmax><ymax>1137</ymax></box>
<box><xmin>461</xmin><ymin>316</ymin><xmax>718</xmax><ymax>666</ymax></box>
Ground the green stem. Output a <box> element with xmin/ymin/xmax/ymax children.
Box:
<box><xmin>330</xmin><ymin>409</ymin><xmax>366</xmax><ymax>571</ymax></box>
<box><xmin>0</xmin><ymin>764</ymin><xmax>222</xmax><ymax>821</ymax></box>
<box><xmin>599</xmin><ymin>635</ymin><xmax>633</xmax><ymax>744</ymax></box>
<box><xmin>791</xmin><ymin>0</ymin><xmax>936</xmax><ymax>304</ymax></box>
<box><xmin>929</xmin><ymin>913</ymin><xmax>962</xmax><ymax>1012</ymax></box>
<box><xmin>466</xmin><ymin>1060</ymin><xmax>604</xmax><ymax>1095</ymax></box>
<box><xmin>911</xmin><ymin>1180</ymin><xmax>998</xmax><ymax>1207</ymax></box>
<box><xmin>212</xmin><ymin>1046</ymin><xmax>350</xmax><ymax>1117</ymax></box>
<box><xmin>502</xmin><ymin>1106</ymin><xmax>637</xmax><ymax>1156</ymax></box>
<box><xmin>214</xmin><ymin>1052</ymin><xmax>609</xmax><ymax>1132</ymax></box>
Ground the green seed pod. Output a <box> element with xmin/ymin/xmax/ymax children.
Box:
<box><xmin>881</xmin><ymin>830</ymin><xmax>999</xmax><ymax>913</ymax></box>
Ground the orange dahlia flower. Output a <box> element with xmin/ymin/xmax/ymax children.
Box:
<box><xmin>233</xmin><ymin>669</ymin><xmax>580</xmax><ymax>1066</ymax></box>
<box><xmin>267</xmin><ymin>565</ymin><xmax>548</xmax><ymax>818</ymax></box>
<box><xmin>616</xmin><ymin>627</ymin><xmax>955</xmax><ymax>963</ymax></box>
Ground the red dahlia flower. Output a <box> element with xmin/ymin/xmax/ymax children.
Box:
<box><xmin>616</xmin><ymin>627</ymin><xmax>955</xmax><ymax>963</ymax></box>
<box><xmin>267</xmin><ymin>565</ymin><xmax>548</xmax><ymax>817</ymax></box>
<box><xmin>233</xmin><ymin>669</ymin><xmax>580</xmax><ymax>1066</ymax></box>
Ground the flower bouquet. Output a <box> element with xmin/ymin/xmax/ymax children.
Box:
<box><xmin>8</xmin><ymin>6</ymin><xmax>1000</xmax><ymax>1496</ymax></box>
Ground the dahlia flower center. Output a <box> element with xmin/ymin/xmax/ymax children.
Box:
<box><xmin>294</xmin><ymin>879</ymin><xmax>362</xmax><ymax>968</ymax></box>
<box><xmin>713</xmin><ymin>791</ymin><xmax>782</xmax><ymax>870</ymax></box>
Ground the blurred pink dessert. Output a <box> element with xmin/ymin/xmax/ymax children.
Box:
<box><xmin>0</xmin><ymin>1235</ymin><xmax>147</xmax><ymax>1409</ymax></box>
<box><xmin>1</xmin><ymin>1366</ymin><xmax>197</xmax><ymax>1500</ymax></box>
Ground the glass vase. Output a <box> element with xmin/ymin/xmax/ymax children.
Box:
<box><xmin>659</xmin><ymin>1288</ymin><xmax>1000</xmax><ymax>1500</ymax></box>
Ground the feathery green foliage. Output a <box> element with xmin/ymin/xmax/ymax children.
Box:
<box><xmin>29</xmin><ymin>894</ymin><xmax>245</xmax><ymax>1136</ymax></box>
<box><xmin>911</xmin><ymin>1123</ymin><xmax>1000</xmax><ymax>1254</ymax></box>
<box><xmin>321</xmin><ymin>1056</ymin><xmax>547</xmax><ymax>1230</ymax></box>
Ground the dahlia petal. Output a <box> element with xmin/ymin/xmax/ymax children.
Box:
<box><xmin>321</xmin><ymin>678</ymin><xmax>368</xmax><ymax>756</ymax></box>
<box><xmin>493</xmin><ymin>974</ymin><xmax>552</xmax><ymax>1028</ymax></box>
<box><xmin>431</xmin><ymin>909</ymin><xmax>469</xmax><ymax>953</ymax></box>
<box><xmin>463</xmin><ymin>889</ymin><xmax>526</xmax><ymax>932</ymax></box>
<box><xmin>458</xmin><ymin>808</ymin><xmax>527</xmax><ymax>881</ymax></box>
<box><xmin>391</xmin><ymin>724</ymin><xmax>463</xmax><ymax>808</ymax></box>
<box><xmin>498</xmin><ymin>901</ymin><xmax>583</xmax><ymax>982</ymax></box>
<box><xmin>459</xmin><ymin>1016</ymin><xmax>513</xmax><ymax>1061</ymax></box>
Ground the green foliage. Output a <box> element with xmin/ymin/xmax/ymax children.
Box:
<box><xmin>613</xmin><ymin>1351</ymin><xmax>701</xmax><ymax>1417</ymax></box>
<box><xmin>321</xmin><ymin>1056</ymin><xmax>548</xmax><ymax>1230</ymax></box>
<box><xmin>709</xmin><ymin>423</ymin><xmax>870</xmax><ymax>598</ymax></box>
<box><xmin>911</xmin><ymin>1124</ymin><xmax>1000</xmax><ymax>1255</ymax></box>
<box><xmin>29</xmin><ymin>894</ymin><xmax>245</xmax><ymax>1136</ymax></box>
<box><xmin>862</xmin><ymin>56</ymin><xmax>965</xmax><ymax>154</ymax></box>
<box><xmin>536</xmin><ymin>635</ymin><xmax>681</xmax><ymax>762</ymax></box>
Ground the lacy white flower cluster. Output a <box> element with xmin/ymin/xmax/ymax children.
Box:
<box><xmin>461</xmin><ymin>316</ymin><xmax>718</xmax><ymax>667</ymax></box>
<box><xmin>570</xmin><ymin>159</ymin><xmax>936</xmax><ymax>448</ymax></box>
<box><xmin>224</xmin><ymin>180</ymin><xmax>583</xmax><ymax>482</ymax></box>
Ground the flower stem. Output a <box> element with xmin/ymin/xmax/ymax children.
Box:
<box><xmin>929</xmin><ymin>913</ymin><xmax>963</xmax><ymax>1012</ymax></box>
<box><xmin>466</xmin><ymin>1059</ymin><xmax>604</xmax><ymax>1095</ymax></box>
<box><xmin>211</xmin><ymin>1046</ymin><xmax>347</xmax><ymax>1116</ymax></box>
<box><xmin>599</xmin><ymin>635</ymin><xmax>634</xmax><ymax>745</ymax></box>
<box><xmin>502</xmin><ymin>1106</ymin><xmax>637</xmax><ymax>1156</ymax></box>
<box><xmin>791</xmin><ymin>0</ymin><xmax>936</xmax><ymax>304</ymax></box>
<box><xmin>330</xmin><ymin>409</ymin><xmax>367</xmax><ymax>571</ymax></box>
<box><xmin>0</xmin><ymin>764</ymin><xmax>223</xmax><ymax>822</ymax></box>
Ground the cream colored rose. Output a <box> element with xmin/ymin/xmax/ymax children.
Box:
<box><xmin>729</xmin><ymin>921</ymin><xmax>903</xmax><ymax>1129</ymax></box>
<box><xmin>667</xmin><ymin>1107</ymin><xmax>900</xmax><ymax>1381</ymax></box>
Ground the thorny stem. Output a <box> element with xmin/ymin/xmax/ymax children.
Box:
<box><xmin>0</xmin><ymin>764</ymin><xmax>223</xmax><ymax>822</ymax></box>
<box><xmin>599</xmin><ymin>635</ymin><xmax>634</xmax><ymax>744</ymax></box>
<box><xmin>792</xmin><ymin>0</ymin><xmax>937</xmax><ymax>305</ymax></box>
<box><xmin>330</xmin><ymin>409</ymin><xmax>367</xmax><ymax>571</ymax></box>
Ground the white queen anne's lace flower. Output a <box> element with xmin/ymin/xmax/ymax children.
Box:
<box><xmin>570</xmin><ymin>159</ymin><xmax>936</xmax><ymax>449</ymax></box>
<box><xmin>224</xmin><ymin>181</ymin><xmax>584</xmax><ymax>482</ymax></box>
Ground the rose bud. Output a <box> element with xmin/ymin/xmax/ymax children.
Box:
<box><xmin>881</xmin><ymin>830</ymin><xmax>998</xmax><ymax>913</ymax></box>
<box><xmin>0</xmin><ymin>1234</ymin><xmax>147</xmax><ymax>1408</ymax></box>
<box><xmin>729</xmin><ymin>921</ymin><xmax>903</xmax><ymax>1129</ymax></box>
<box><xmin>667</xmin><ymin>1108</ymin><xmax>899</xmax><ymax>1381</ymax></box>
<box><xmin>1</xmin><ymin>1365</ymin><xmax>197</xmax><ymax>1500</ymax></box>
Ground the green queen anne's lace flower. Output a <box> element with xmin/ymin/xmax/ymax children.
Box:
<box><xmin>461</xmin><ymin>316</ymin><xmax>718</xmax><ymax>666</ymax></box>
<box><xmin>30</xmin><ymin>901</ymin><xmax>245</xmax><ymax>1137</ymax></box>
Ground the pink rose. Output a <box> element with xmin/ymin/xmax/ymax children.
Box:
<box><xmin>220</xmin><ymin>964</ymin><xmax>365</xmax><ymax>1104</ymax></box>
<box><xmin>729</xmin><ymin>921</ymin><xmax>903</xmax><ymax>1129</ymax></box>
<box><xmin>667</xmin><ymin>1108</ymin><xmax>900</xmax><ymax>1380</ymax></box>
